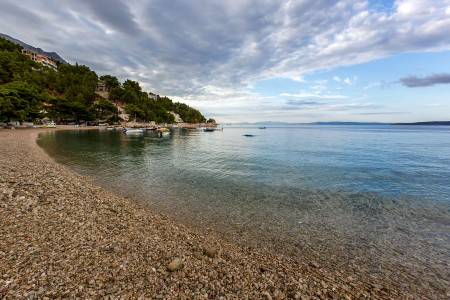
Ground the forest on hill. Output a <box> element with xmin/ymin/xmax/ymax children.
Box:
<box><xmin>0</xmin><ymin>37</ymin><xmax>207</xmax><ymax>124</ymax></box>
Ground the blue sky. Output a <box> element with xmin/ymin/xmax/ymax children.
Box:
<box><xmin>1</xmin><ymin>0</ymin><xmax>449</xmax><ymax>123</ymax></box>
<box><xmin>245</xmin><ymin>51</ymin><xmax>450</xmax><ymax>122</ymax></box>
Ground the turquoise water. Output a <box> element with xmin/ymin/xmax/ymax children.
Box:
<box><xmin>38</xmin><ymin>125</ymin><xmax>450</xmax><ymax>294</ymax></box>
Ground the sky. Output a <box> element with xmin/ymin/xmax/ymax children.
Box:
<box><xmin>1</xmin><ymin>0</ymin><xmax>450</xmax><ymax>123</ymax></box>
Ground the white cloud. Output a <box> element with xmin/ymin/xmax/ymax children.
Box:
<box><xmin>290</xmin><ymin>76</ymin><xmax>305</xmax><ymax>83</ymax></box>
<box><xmin>280</xmin><ymin>92</ymin><xmax>348</xmax><ymax>99</ymax></box>
<box><xmin>1</xmin><ymin>0</ymin><xmax>450</xmax><ymax>122</ymax></box>
<box><xmin>344</xmin><ymin>76</ymin><xmax>358</xmax><ymax>85</ymax></box>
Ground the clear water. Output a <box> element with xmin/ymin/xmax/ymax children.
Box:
<box><xmin>38</xmin><ymin>125</ymin><xmax>450</xmax><ymax>295</ymax></box>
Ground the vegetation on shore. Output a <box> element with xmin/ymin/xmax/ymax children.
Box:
<box><xmin>0</xmin><ymin>37</ymin><xmax>206</xmax><ymax>124</ymax></box>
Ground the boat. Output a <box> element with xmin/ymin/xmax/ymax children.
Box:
<box><xmin>243</xmin><ymin>134</ymin><xmax>255</xmax><ymax>137</ymax></box>
<box><xmin>42</xmin><ymin>121</ymin><xmax>57</xmax><ymax>128</ymax></box>
<box><xmin>124</xmin><ymin>128</ymin><xmax>144</xmax><ymax>134</ymax></box>
<box><xmin>203</xmin><ymin>128</ymin><xmax>215</xmax><ymax>132</ymax></box>
<box><xmin>158</xmin><ymin>128</ymin><xmax>170</xmax><ymax>137</ymax></box>
<box><xmin>259</xmin><ymin>127</ymin><xmax>266</xmax><ymax>129</ymax></box>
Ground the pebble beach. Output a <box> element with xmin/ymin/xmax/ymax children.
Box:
<box><xmin>0</xmin><ymin>128</ymin><xmax>431</xmax><ymax>299</ymax></box>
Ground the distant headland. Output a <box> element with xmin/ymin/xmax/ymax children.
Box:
<box><xmin>392</xmin><ymin>121</ymin><xmax>450</xmax><ymax>126</ymax></box>
<box><xmin>232</xmin><ymin>121</ymin><xmax>450</xmax><ymax>126</ymax></box>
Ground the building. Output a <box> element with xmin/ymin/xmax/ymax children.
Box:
<box><xmin>21</xmin><ymin>49</ymin><xmax>58</xmax><ymax>71</ymax></box>
<box><xmin>96</xmin><ymin>80</ymin><xmax>108</xmax><ymax>92</ymax></box>
<box><xmin>95</xmin><ymin>80</ymin><xmax>110</xmax><ymax>99</ymax></box>
<box><xmin>148</xmin><ymin>92</ymin><xmax>158</xmax><ymax>100</ymax></box>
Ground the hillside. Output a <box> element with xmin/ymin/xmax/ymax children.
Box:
<box><xmin>0</xmin><ymin>33</ymin><xmax>66</xmax><ymax>63</ymax></box>
<box><xmin>0</xmin><ymin>36</ymin><xmax>206</xmax><ymax>125</ymax></box>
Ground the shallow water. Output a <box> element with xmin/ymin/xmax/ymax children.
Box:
<box><xmin>38</xmin><ymin>125</ymin><xmax>450</xmax><ymax>296</ymax></box>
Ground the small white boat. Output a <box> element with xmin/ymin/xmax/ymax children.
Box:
<box><xmin>42</xmin><ymin>121</ymin><xmax>57</xmax><ymax>128</ymax></box>
<box><xmin>158</xmin><ymin>128</ymin><xmax>170</xmax><ymax>137</ymax></box>
<box><xmin>124</xmin><ymin>128</ymin><xmax>144</xmax><ymax>134</ymax></box>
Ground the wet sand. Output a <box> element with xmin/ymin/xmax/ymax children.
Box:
<box><xmin>0</xmin><ymin>127</ymin><xmax>432</xmax><ymax>299</ymax></box>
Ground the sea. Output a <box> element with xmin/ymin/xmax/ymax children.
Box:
<box><xmin>37</xmin><ymin>125</ymin><xmax>450</xmax><ymax>295</ymax></box>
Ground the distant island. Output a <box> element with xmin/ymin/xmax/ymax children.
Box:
<box><xmin>393</xmin><ymin>121</ymin><xmax>450</xmax><ymax>126</ymax></box>
<box><xmin>232</xmin><ymin>121</ymin><xmax>450</xmax><ymax>126</ymax></box>
<box><xmin>315</xmin><ymin>121</ymin><xmax>448</xmax><ymax>126</ymax></box>
<box><xmin>233</xmin><ymin>121</ymin><xmax>388</xmax><ymax>126</ymax></box>
<box><xmin>312</xmin><ymin>122</ymin><xmax>388</xmax><ymax>125</ymax></box>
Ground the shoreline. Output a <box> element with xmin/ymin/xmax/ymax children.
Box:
<box><xmin>0</xmin><ymin>128</ymin><xmax>420</xmax><ymax>299</ymax></box>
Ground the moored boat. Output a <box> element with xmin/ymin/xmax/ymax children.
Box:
<box><xmin>124</xmin><ymin>128</ymin><xmax>144</xmax><ymax>134</ymax></box>
<box><xmin>158</xmin><ymin>128</ymin><xmax>170</xmax><ymax>137</ymax></box>
<box><xmin>42</xmin><ymin>121</ymin><xmax>57</xmax><ymax>128</ymax></box>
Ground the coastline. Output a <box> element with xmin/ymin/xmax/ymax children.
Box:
<box><xmin>0</xmin><ymin>128</ymin><xmax>412</xmax><ymax>299</ymax></box>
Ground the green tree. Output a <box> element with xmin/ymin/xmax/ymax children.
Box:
<box><xmin>0</xmin><ymin>37</ymin><xmax>22</xmax><ymax>52</ymax></box>
<box><xmin>0</xmin><ymin>81</ymin><xmax>39</xmax><ymax>122</ymax></box>
<box><xmin>95</xmin><ymin>99</ymin><xmax>117</xmax><ymax>119</ymax></box>
<box><xmin>100</xmin><ymin>75</ymin><xmax>120</xmax><ymax>90</ymax></box>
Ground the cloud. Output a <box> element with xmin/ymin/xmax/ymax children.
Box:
<box><xmin>400</xmin><ymin>73</ymin><xmax>450</xmax><ymax>87</ymax></box>
<box><xmin>280</xmin><ymin>92</ymin><xmax>348</xmax><ymax>99</ymax></box>
<box><xmin>1</xmin><ymin>0</ymin><xmax>450</xmax><ymax>122</ymax></box>
<box><xmin>67</xmin><ymin>0</ymin><xmax>142</xmax><ymax>36</ymax></box>
<box><xmin>271</xmin><ymin>101</ymin><xmax>382</xmax><ymax>113</ymax></box>
<box><xmin>4</xmin><ymin>1</ymin><xmax>449</xmax><ymax>88</ymax></box>
<box><xmin>290</xmin><ymin>76</ymin><xmax>305</xmax><ymax>83</ymax></box>
<box><xmin>286</xmin><ymin>100</ymin><xmax>321</xmax><ymax>106</ymax></box>
<box><xmin>343</xmin><ymin>76</ymin><xmax>357</xmax><ymax>85</ymax></box>
<box><xmin>334</xmin><ymin>76</ymin><xmax>357</xmax><ymax>85</ymax></box>
<box><xmin>353</xmin><ymin>112</ymin><xmax>408</xmax><ymax>115</ymax></box>
<box><xmin>325</xmin><ymin>102</ymin><xmax>382</xmax><ymax>111</ymax></box>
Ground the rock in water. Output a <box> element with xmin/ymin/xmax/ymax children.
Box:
<box><xmin>167</xmin><ymin>258</ymin><xmax>183</xmax><ymax>272</ymax></box>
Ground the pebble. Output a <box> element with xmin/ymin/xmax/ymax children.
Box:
<box><xmin>203</xmin><ymin>246</ymin><xmax>218</xmax><ymax>258</ymax></box>
<box><xmin>167</xmin><ymin>258</ymin><xmax>183</xmax><ymax>272</ymax></box>
<box><xmin>262</xmin><ymin>291</ymin><xmax>272</xmax><ymax>299</ymax></box>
